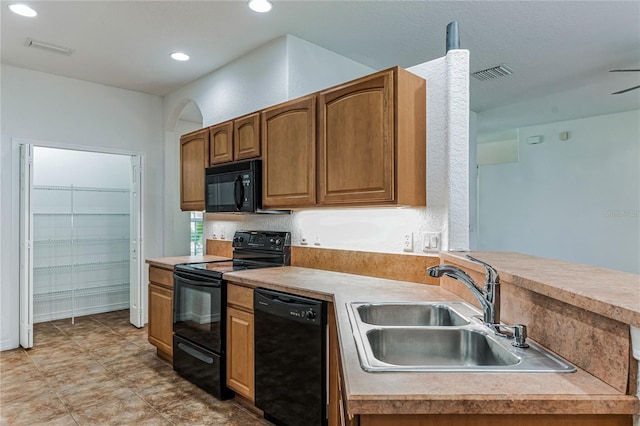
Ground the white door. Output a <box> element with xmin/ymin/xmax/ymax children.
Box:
<box><xmin>19</xmin><ymin>144</ymin><xmax>34</xmax><ymax>348</ymax></box>
<box><xmin>129</xmin><ymin>155</ymin><xmax>144</xmax><ymax>328</ymax></box>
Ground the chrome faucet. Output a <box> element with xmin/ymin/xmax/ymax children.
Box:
<box><xmin>427</xmin><ymin>255</ymin><xmax>501</xmax><ymax>331</ymax></box>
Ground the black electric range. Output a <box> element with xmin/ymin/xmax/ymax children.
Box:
<box><xmin>172</xmin><ymin>230</ymin><xmax>290</xmax><ymax>400</ymax></box>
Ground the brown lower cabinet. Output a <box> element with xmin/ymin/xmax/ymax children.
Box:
<box><xmin>226</xmin><ymin>283</ymin><xmax>255</xmax><ymax>401</ymax></box>
<box><xmin>147</xmin><ymin>266</ymin><xmax>174</xmax><ymax>362</ymax></box>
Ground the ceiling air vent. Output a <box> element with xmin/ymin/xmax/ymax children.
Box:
<box><xmin>472</xmin><ymin>64</ymin><xmax>513</xmax><ymax>81</ymax></box>
<box><xmin>24</xmin><ymin>38</ymin><xmax>74</xmax><ymax>56</ymax></box>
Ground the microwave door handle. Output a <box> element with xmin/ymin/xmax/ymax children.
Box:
<box><xmin>233</xmin><ymin>175</ymin><xmax>244</xmax><ymax>211</ymax></box>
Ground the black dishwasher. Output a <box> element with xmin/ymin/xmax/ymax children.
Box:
<box><xmin>254</xmin><ymin>288</ymin><xmax>327</xmax><ymax>426</ymax></box>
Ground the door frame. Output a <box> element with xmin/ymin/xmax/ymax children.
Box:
<box><xmin>14</xmin><ymin>138</ymin><xmax>146</xmax><ymax>344</ymax></box>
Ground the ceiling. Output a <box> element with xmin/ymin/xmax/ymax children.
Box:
<box><xmin>2</xmin><ymin>1</ymin><xmax>639</xmax><ymax>135</ymax></box>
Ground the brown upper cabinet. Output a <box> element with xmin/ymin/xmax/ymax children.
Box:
<box><xmin>182</xmin><ymin>66</ymin><xmax>425</xmax><ymax>211</ymax></box>
<box><xmin>180</xmin><ymin>128</ymin><xmax>209</xmax><ymax>211</ymax></box>
<box><xmin>209</xmin><ymin>121</ymin><xmax>234</xmax><ymax>164</ymax></box>
<box><xmin>234</xmin><ymin>112</ymin><xmax>261</xmax><ymax>161</ymax></box>
<box><xmin>261</xmin><ymin>95</ymin><xmax>316</xmax><ymax>208</ymax></box>
<box><xmin>209</xmin><ymin>113</ymin><xmax>261</xmax><ymax>165</ymax></box>
<box><xmin>318</xmin><ymin>67</ymin><xmax>426</xmax><ymax>207</ymax></box>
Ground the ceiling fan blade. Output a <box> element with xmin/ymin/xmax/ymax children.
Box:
<box><xmin>611</xmin><ymin>85</ymin><xmax>640</xmax><ymax>95</ymax></box>
<box><xmin>609</xmin><ymin>69</ymin><xmax>640</xmax><ymax>72</ymax></box>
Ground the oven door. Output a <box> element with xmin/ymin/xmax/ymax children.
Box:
<box><xmin>173</xmin><ymin>271</ymin><xmax>223</xmax><ymax>353</ymax></box>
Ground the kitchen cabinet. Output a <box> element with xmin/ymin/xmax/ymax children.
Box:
<box><xmin>318</xmin><ymin>67</ymin><xmax>426</xmax><ymax>207</ymax></box>
<box><xmin>209</xmin><ymin>114</ymin><xmax>261</xmax><ymax>165</ymax></box>
<box><xmin>261</xmin><ymin>95</ymin><xmax>316</xmax><ymax>208</ymax></box>
<box><xmin>234</xmin><ymin>112</ymin><xmax>261</xmax><ymax>161</ymax></box>
<box><xmin>180</xmin><ymin>128</ymin><xmax>209</xmax><ymax>211</ymax></box>
<box><xmin>209</xmin><ymin>121</ymin><xmax>234</xmax><ymax>164</ymax></box>
<box><xmin>226</xmin><ymin>282</ymin><xmax>255</xmax><ymax>402</ymax></box>
<box><xmin>148</xmin><ymin>266</ymin><xmax>174</xmax><ymax>362</ymax></box>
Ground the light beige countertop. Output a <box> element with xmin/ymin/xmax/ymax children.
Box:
<box><xmin>440</xmin><ymin>251</ymin><xmax>640</xmax><ymax>328</ymax></box>
<box><xmin>223</xmin><ymin>266</ymin><xmax>639</xmax><ymax>416</ymax></box>
<box><xmin>146</xmin><ymin>255</ymin><xmax>230</xmax><ymax>269</ymax></box>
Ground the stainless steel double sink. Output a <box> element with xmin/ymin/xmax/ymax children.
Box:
<box><xmin>347</xmin><ymin>302</ymin><xmax>576</xmax><ymax>373</ymax></box>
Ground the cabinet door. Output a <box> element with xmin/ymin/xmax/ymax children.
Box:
<box><xmin>262</xmin><ymin>95</ymin><xmax>316</xmax><ymax>208</ymax></box>
<box><xmin>180</xmin><ymin>128</ymin><xmax>209</xmax><ymax>211</ymax></box>
<box><xmin>209</xmin><ymin>121</ymin><xmax>234</xmax><ymax>165</ymax></box>
<box><xmin>148</xmin><ymin>282</ymin><xmax>173</xmax><ymax>358</ymax></box>
<box><xmin>234</xmin><ymin>112</ymin><xmax>261</xmax><ymax>161</ymax></box>
<box><xmin>226</xmin><ymin>306</ymin><xmax>255</xmax><ymax>401</ymax></box>
<box><xmin>318</xmin><ymin>69</ymin><xmax>394</xmax><ymax>205</ymax></box>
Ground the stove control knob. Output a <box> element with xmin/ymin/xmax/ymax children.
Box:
<box><xmin>275</xmin><ymin>239</ymin><xmax>282</xmax><ymax>245</ymax></box>
<box><xmin>306</xmin><ymin>310</ymin><xmax>316</xmax><ymax>320</ymax></box>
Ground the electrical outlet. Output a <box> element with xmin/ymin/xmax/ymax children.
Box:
<box><xmin>219</xmin><ymin>226</ymin><xmax>225</xmax><ymax>240</ymax></box>
<box><xmin>300</xmin><ymin>234</ymin><xmax>308</xmax><ymax>245</ymax></box>
<box><xmin>403</xmin><ymin>233</ymin><xmax>413</xmax><ymax>252</ymax></box>
<box><xmin>314</xmin><ymin>236</ymin><xmax>321</xmax><ymax>246</ymax></box>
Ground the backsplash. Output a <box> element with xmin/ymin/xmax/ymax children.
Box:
<box><xmin>206</xmin><ymin>239</ymin><xmax>440</xmax><ymax>285</ymax></box>
<box><xmin>204</xmin><ymin>206</ymin><xmax>446</xmax><ymax>255</ymax></box>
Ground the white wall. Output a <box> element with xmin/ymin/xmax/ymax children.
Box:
<box><xmin>478</xmin><ymin>109</ymin><xmax>640</xmax><ymax>273</ymax></box>
<box><xmin>1</xmin><ymin>65</ymin><xmax>164</xmax><ymax>350</ymax></box>
<box><xmin>285</xmin><ymin>35</ymin><xmax>374</xmax><ymax>98</ymax></box>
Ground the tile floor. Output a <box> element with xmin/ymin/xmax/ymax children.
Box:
<box><xmin>0</xmin><ymin>310</ymin><xmax>272</xmax><ymax>425</ymax></box>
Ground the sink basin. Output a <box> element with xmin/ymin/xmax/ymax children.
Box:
<box><xmin>346</xmin><ymin>301</ymin><xmax>576</xmax><ymax>373</ymax></box>
<box><xmin>366</xmin><ymin>328</ymin><xmax>518</xmax><ymax>367</ymax></box>
<box><xmin>355</xmin><ymin>303</ymin><xmax>470</xmax><ymax>326</ymax></box>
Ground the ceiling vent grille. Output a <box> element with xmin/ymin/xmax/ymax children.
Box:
<box><xmin>24</xmin><ymin>38</ymin><xmax>75</xmax><ymax>56</ymax></box>
<box><xmin>472</xmin><ymin>64</ymin><xmax>513</xmax><ymax>81</ymax></box>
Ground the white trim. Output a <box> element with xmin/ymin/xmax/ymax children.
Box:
<box><xmin>12</xmin><ymin>137</ymin><xmax>145</xmax><ymax>157</ymax></box>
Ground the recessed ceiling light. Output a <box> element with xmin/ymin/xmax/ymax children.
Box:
<box><xmin>171</xmin><ymin>52</ymin><xmax>190</xmax><ymax>62</ymax></box>
<box><xmin>248</xmin><ymin>0</ymin><xmax>272</xmax><ymax>13</ymax></box>
<box><xmin>9</xmin><ymin>3</ymin><xmax>37</xmax><ymax>17</ymax></box>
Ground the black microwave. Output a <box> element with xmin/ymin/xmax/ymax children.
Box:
<box><xmin>205</xmin><ymin>159</ymin><xmax>261</xmax><ymax>213</ymax></box>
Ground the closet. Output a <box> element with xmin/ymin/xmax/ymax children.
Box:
<box><xmin>31</xmin><ymin>148</ymin><xmax>132</xmax><ymax>323</ymax></box>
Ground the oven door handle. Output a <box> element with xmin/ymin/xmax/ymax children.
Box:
<box><xmin>174</xmin><ymin>275</ymin><xmax>221</xmax><ymax>288</ymax></box>
<box><xmin>177</xmin><ymin>342</ymin><xmax>214</xmax><ymax>364</ymax></box>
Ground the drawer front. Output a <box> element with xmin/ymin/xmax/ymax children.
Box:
<box><xmin>227</xmin><ymin>283</ymin><xmax>253</xmax><ymax>311</ymax></box>
<box><xmin>149</xmin><ymin>266</ymin><xmax>173</xmax><ymax>288</ymax></box>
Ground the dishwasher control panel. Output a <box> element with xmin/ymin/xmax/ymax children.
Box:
<box><xmin>288</xmin><ymin>308</ymin><xmax>318</xmax><ymax>323</ymax></box>
<box><xmin>254</xmin><ymin>287</ymin><xmax>325</xmax><ymax>327</ymax></box>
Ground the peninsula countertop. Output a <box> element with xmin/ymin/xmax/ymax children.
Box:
<box><xmin>223</xmin><ymin>265</ymin><xmax>639</xmax><ymax>416</ymax></box>
<box><xmin>440</xmin><ymin>251</ymin><xmax>640</xmax><ymax>327</ymax></box>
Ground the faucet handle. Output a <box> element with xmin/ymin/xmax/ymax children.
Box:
<box><xmin>466</xmin><ymin>255</ymin><xmax>500</xmax><ymax>285</ymax></box>
<box><xmin>511</xmin><ymin>324</ymin><xmax>529</xmax><ymax>348</ymax></box>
